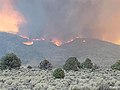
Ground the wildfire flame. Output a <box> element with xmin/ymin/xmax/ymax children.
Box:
<box><xmin>32</xmin><ymin>38</ymin><xmax>45</xmax><ymax>41</ymax></box>
<box><xmin>51</xmin><ymin>39</ymin><xmax>62</xmax><ymax>46</ymax></box>
<box><xmin>19</xmin><ymin>35</ymin><xmax>29</xmax><ymax>40</ymax></box>
<box><xmin>0</xmin><ymin>0</ymin><xmax>26</xmax><ymax>34</ymax></box>
<box><xmin>23</xmin><ymin>41</ymin><xmax>33</xmax><ymax>46</ymax></box>
<box><xmin>19</xmin><ymin>34</ymin><xmax>86</xmax><ymax>46</ymax></box>
<box><xmin>83</xmin><ymin>40</ymin><xmax>86</xmax><ymax>43</ymax></box>
<box><xmin>65</xmin><ymin>37</ymin><xmax>81</xmax><ymax>44</ymax></box>
<box><xmin>1</xmin><ymin>0</ymin><xmax>120</xmax><ymax>46</ymax></box>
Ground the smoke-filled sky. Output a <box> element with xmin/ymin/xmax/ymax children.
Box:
<box><xmin>0</xmin><ymin>0</ymin><xmax>120</xmax><ymax>44</ymax></box>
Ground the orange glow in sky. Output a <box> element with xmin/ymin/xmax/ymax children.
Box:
<box><xmin>0</xmin><ymin>0</ymin><xmax>25</xmax><ymax>34</ymax></box>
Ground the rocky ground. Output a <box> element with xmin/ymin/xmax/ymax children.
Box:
<box><xmin>0</xmin><ymin>67</ymin><xmax>120</xmax><ymax>90</ymax></box>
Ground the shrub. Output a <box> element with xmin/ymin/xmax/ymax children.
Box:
<box><xmin>81</xmin><ymin>58</ymin><xmax>93</xmax><ymax>69</ymax></box>
<box><xmin>91</xmin><ymin>64</ymin><xmax>99</xmax><ymax>71</ymax></box>
<box><xmin>72</xmin><ymin>86</ymin><xmax>90</xmax><ymax>90</ymax></box>
<box><xmin>97</xmin><ymin>83</ymin><xmax>110</xmax><ymax>90</ymax></box>
<box><xmin>0</xmin><ymin>53</ymin><xmax>21</xmax><ymax>70</ymax></box>
<box><xmin>63</xmin><ymin>57</ymin><xmax>80</xmax><ymax>71</ymax></box>
<box><xmin>38</xmin><ymin>60</ymin><xmax>52</xmax><ymax>70</ymax></box>
<box><xmin>27</xmin><ymin>65</ymin><xmax>32</xmax><ymax>69</ymax></box>
<box><xmin>53</xmin><ymin>68</ymin><xmax>65</xmax><ymax>79</ymax></box>
<box><xmin>111</xmin><ymin>60</ymin><xmax>120</xmax><ymax>70</ymax></box>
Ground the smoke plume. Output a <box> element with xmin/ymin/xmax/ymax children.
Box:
<box><xmin>0</xmin><ymin>0</ymin><xmax>26</xmax><ymax>34</ymax></box>
<box><xmin>1</xmin><ymin>0</ymin><xmax>120</xmax><ymax>44</ymax></box>
<box><xmin>41</xmin><ymin>0</ymin><xmax>120</xmax><ymax>44</ymax></box>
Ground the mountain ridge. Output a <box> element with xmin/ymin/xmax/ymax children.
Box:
<box><xmin>0</xmin><ymin>32</ymin><xmax>120</xmax><ymax>67</ymax></box>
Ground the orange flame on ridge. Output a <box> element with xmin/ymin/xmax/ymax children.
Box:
<box><xmin>19</xmin><ymin>35</ymin><xmax>29</xmax><ymax>40</ymax></box>
<box><xmin>20</xmin><ymin>34</ymin><xmax>85</xmax><ymax>46</ymax></box>
<box><xmin>51</xmin><ymin>39</ymin><xmax>62</xmax><ymax>46</ymax></box>
<box><xmin>23</xmin><ymin>41</ymin><xmax>33</xmax><ymax>46</ymax></box>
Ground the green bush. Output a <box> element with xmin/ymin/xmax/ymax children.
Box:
<box><xmin>38</xmin><ymin>60</ymin><xmax>52</xmax><ymax>70</ymax></box>
<box><xmin>81</xmin><ymin>58</ymin><xmax>93</xmax><ymax>69</ymax></box>
<box><xmin>111</xmin><ymin>60</ymin><xmax>120</xmax><ymax>70</ymax></box>
<box><xmin>0</xmin><ymin>53</ymin><xmax>21</xmax><ymax>70</ymax></box>
<box><xmin>63</xmin><ymin>57</ymin><xmax>81</xmax><ymax>71</ymax></box>
<box><xmin>91</xmin><ymin>64</ymin><xmax>99</xmax><ymax>71</ymax></box>
<box><xmin>53</xmin><ymin>68</ymin><xmax>65</xmax><ymax>79</ymax></box>
<box><xmin>97</xmin><ymin>83</ymin><xmax>110</xmax><ymax>90</ymax></box>
<box><xmin>27</xmin><ymin>65</ymin><xmax>32</xmax><ymax>69</ymax></box>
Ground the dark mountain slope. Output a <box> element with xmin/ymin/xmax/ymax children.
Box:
<box><xmin>1</xmin><ymin>33</ymin><xmax>120</xmax><ymax>67</ymax></box>
<box><xmin>61</xmin><ymin>38</ymin><xmax>120</xmax><ymax>66</ymax></box>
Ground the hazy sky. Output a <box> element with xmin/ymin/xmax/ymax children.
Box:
<box><xmin>14</xmin><ymin>0</ymin><xmax>99</xmax><ymax>41</ymax></box>
<box><xmin>1</xmin><ymin>0</ymin><xmax>120</xmax><ymax>44</ymax></box>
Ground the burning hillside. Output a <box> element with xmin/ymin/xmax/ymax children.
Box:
<box><xmin>19</xmin><ymin>35</ymin><xmax>85</xmax><ymax>46</ymax></box>
<box><xmin>0</xmin><ymin>0</ymin><xmax>120</xmax><ymax>46</ymax></box>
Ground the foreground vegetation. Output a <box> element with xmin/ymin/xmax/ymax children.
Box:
<box><xmin>0</xmin><ymin>53</ymin><xmax>120</xmax><ymax>89</ymax></box>
<box><xmin>0</xmin><ymin>67</ymin><xmax>119</xmax><ymax>90</ymax></box>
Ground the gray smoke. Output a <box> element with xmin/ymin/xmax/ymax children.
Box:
<box><xmin>40</xmin><ymin>0</ymin><xmax>100</xmax><ymax>42</ymax></box>
<box><xmin>14</xmin><ymin>0</ymin><xmax>120</xmax><ymax>44</ymax></box>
